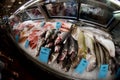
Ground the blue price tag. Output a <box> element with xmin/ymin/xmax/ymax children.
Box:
<box><xmin>41</xmin><ymin>21</ymin><xmax>45</xmax><ymax>27</ymax></box>
<box><xmin>15</xmin><ymin>34</ymin><xmax>19</xmax><ymax>42</ymax></box>
<box><xmin>56</xmin><ymin>22</ymin><xmax>62</xmax><ymax>29</ymax></box>
<box><xmin>115</xmin><ymin>67</ymin><xmax>120</xmax><ymax>78</ymax></box>
<box><xmin>38</xmin><ymin>47</ymin><xmax>51</xmax><ymax>63</ymax></box>
<box><xmin>98</xmin><ymin>64</ymin><xmax>108</xmax><ymax>79</ymax></box>
<box><xmin>75</xmin><ymin>58</ymin><xmax>88</xmax><ymax>74</ymax></box>
<box><xmin>25</xmin><ymin>40</ymin><xmax>29</xmax><ymax>48</ymax></box>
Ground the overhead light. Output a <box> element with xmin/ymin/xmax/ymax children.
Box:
<box><xmin>11</xmin><ymin>0</ymin><xmax>15</xmax><ymax>3</ymax></box>
<box><xmin>18</xmin><ymin>1</ymin><xmax>22</xmax><ymax>4</ymax></box>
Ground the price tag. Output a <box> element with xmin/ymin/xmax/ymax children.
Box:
<box><xmin>98</xmin><ymin>64</ymin><xmax>108</xmax><ymax>79</ymax></box>
<box><xmin>56</xmin><ymin>22</ymin><xmax>62</xmax><ymax>29</ymax></box>
<box><xmin>15</xmin><ymin>34</ymin><xmax>19</xmax><ymax>42</ymax></box>
<box><xmin>75</xmin><ymin>58</ymin><xmax>88</xmax><ymax>74</ymax></box>
<box><xmin>38</xmin><ymin>47</ymin><xmax>51</xmax><ymax>63</ymax></box>
<box><xmin>25</xmin><ymin>40</ymin><xmax>29</xmax><ymax>48</ymax></box>
<box><xmin>115</xmin><ymin>68</ymin><xmax>120</xmax><ymax>78</ymax></box>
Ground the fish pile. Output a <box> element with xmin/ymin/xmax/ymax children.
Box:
<box><xmin>12</xmin><ymin>20</ymin><xmax>117</xmax><ymax>79</ymax></box>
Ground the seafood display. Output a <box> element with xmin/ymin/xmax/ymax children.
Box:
<box><xmin>12</xmin><ymin>20</ymin><xmax>117</xmax><ymax>80</ymax></box>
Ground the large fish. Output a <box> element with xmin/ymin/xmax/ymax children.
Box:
<box><xmin>64</xmin><ymin>36</ymin><xmax>78</xmax><ymax>71</ymax></box>
<box><xmin>84</xmin><ymin>33</ymin><xmax>97</xmax><ymax>72</ymax></box>
<box><xmin>94</xmin><ymin>35</ymin><xmax>115</xmax><ymax>57</ymax></box>
<box><xmin>58</xmin><ymin>38</ymin><xmax>69</xmax><ymax>62</ymax></box>
<box><xmin>80</xmin><ymin>27</ymin><xmax>112</xmax><ymax>40</ymax></box>
<box><xmin>93</xmin><ymin>40</ymin><xmax>101</xmax><ymax>68</ymax></box>
<box><xmin>72</xmin><ymin>29</ymin><xmax>87</xmax><ymax>68</ymax></box>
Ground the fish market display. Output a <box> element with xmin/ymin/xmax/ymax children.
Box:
<box><xmin>12</xmin><ymin>20</ymin><xmax>116</xmax><ymax>80</ymax></box>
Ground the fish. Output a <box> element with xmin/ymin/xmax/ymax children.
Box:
<box><xmin>29</xmin><ymin>36</ymin><xmax>39</xmax><ymax>49</ymax></box>
<box><xmin>45</xmin><ymin>29</ymin><xmax>55</xmax><ymax>41</ymax></box>
<box><xmin>48</xmin><ymin>45</ymin><xmax>61</xmax><ymax>64</ymax></box>
<box><xmin>93</xmin><ymin>39</ymin><xmax>101</xmax><ymax>68</ymax></box>
<box><xmin>94</xmin><ymin>35</ymin><xmax>115</xmax><ymax>57</ymax></box>
<box><xmin>100</xmin><ymin>43</ymin><xmax>110</xmax><ymax>65</ymax></box>
<box><xmin>36</xmin><ymin>38</ymin><xmax>46</xmax><ymax>56</ymax></box>
<box><xmin>72</xmin><ymin>29</ymin><xmax>87</xmax><ymax>68</ymax></box>
<box><xmin>64</xmin><ymin>36</ymin><xmax>78</xmax><ymax>71</ymax></box>
<box><xmin>80</xmin><ymin>27</ymin><xmax>112</xmax><ymax>40</ymax></box>
<box><xmin>84</xmin><ymin>33</ymin><xmax>97</xmax><ymax>72</ymax></box>
<box><xmin>46</xmin><ymin>30</ymin><xmax>60</xmax><ymax>43</ymax></box>
<box><xmin>54</xmin><ymin>31</ymin><xmax>69</xmax><ymax>45</ymax></box>
<box><xmin>58</xmin><ymin>38</ymin><xmax>69</xmax><ymax>62</ymax></box>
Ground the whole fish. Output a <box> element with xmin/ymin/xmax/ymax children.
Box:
<box><xmin>81</xmin><ymin>27</ymin><xmax>112</xmax><ymax>40</ymax></box>
<box><xmin>46</xmin><ymin>30</ymin><xmax>60</xmax><ymax>43</ymax></box>
<box><xmin>100</xmin><ymin>43</ymin><xmax>110</xmax><ymax>65</ymax></box>
<box><xmin>84</xmin><ymin>33</ymin><xmax>97</xmax><ymax>72</ymax></box>
<box><xmin>58</xmin><ymin>38</ymin><xmax>69</xmax><ymax>62</ymax></box>
<box><xmin>64</xmin><ymin>36</ymin><xmax>78</xmax><ymax>71</ymax></box>
<box><xmin>94</xmin><ymin>35</ymin><xmax>115</xmax><ymax>57</ymax></box>
<box><xmin>48</xmin><ymin>45</ymin><xmax>61</xmax><ymax>64</ymax></box>
<box><xmin>72</xmin><ymin>29</ymin><xmax>87</xmax><ymax>68</ymax></box>
<box><xmin>93</xmin><ymin>39</ymin><xmax>101</xmax><ymax>68</ymax></box>
<box><xmin>54</xmin><ymin>32</ymin><xmax>69</xmax><ymax>45</ymax></box>
<box><xmin>45</xmin><ymin>29</ymin><xmax>55</xmax><ymax>41</ymax></box>
<box><xmin>45</xmin><ymin>42</ymin><xmax>54</xmax><ymax>48</ymax></box>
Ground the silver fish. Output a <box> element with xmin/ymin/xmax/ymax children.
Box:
<box><xmin>58</xmin><ymin>38</ymin><xmax>69</xmax><ymax>61</ymax></box>
<box><xmin>72</xmin><ymin>29</ymin><xmax>87</xmax><ymax>68</ymax></box>
<box><xmin>48</xmin><ymin>45</ymin><xmax>61</xmax><ymax>64</ymax></box>
<box><xmin>94</xmin><ymin>40</ymin><xmax>101</xmax><ymax>68</ymax></box>
<box><xmin>45</xmin><ymin>29</ymin><xmax>55</xmax><ymax>41</ymax></box>
<box><xmin>54</xmin><ymin>32</ymin><xmax>69</xmax><ymax>45</ymax></box>
<box><xmin>94</xmin><ymin>35</ymin><xmax>115</xmax><ymax>57</ymax></box>
<box><xmin>64</xmin><ymin>36</ymin><xmax>78</xmax><ymax>71</ymax></box>
<box><xmin>84</xmin><ymin>33</ymin><xmax>97</xmax><ymax>72</ymax></box>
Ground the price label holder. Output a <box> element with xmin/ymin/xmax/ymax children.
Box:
<box><xmin>38</xmin><ymin>47</ymin><xmax>51</xmax><ymax>63</ymax></box>
<box><xmin>115</xmin><ymin>67</ymin><xmax>120</xmax><ymax>78</ymax></box>
<box><xmin>25</xmin><ymin>40</ymin><xmax>29</xmax><ymax>48</ymax></box>
<box><xmin>15</xmin><ymin>34</ymin><xmax>19</xmax><ymax>42</ymax></box>
<box><xmin>98</xmin><ymin>64</ymin><xmax>108</xmax><ymax>79</ymax></box>
<box><xmin>75</xmin><ymin>58</ymin><xmax>88</xmax><ymax>74</ymax></box>
<box><xmin>56</xmin><ymin>22</ymin><xmax>62</xmax><ymax>29</ymax></box>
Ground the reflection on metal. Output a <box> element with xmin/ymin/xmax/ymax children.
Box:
<box><xmin>109</xmin><ymin>0</ymin><xmax>120</xmax><ymax>7</ymax></box>
<box><xmin>113</xmin><ymin>10</ymin><xmax>120</xmax><ymax>20</ymax></box>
